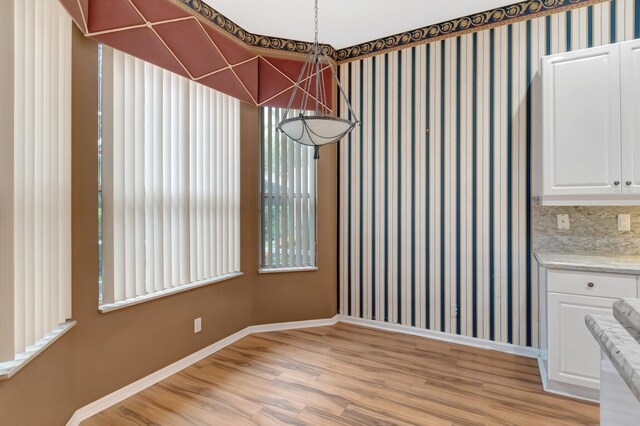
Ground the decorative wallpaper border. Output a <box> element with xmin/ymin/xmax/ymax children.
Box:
<box><xmin>173</xmin><ymin>0</ymin><xmax>609</xmax><ymax>63</ymax></box>
<box><xmin>172</xmin><ymin>0</ymin><xmax>336</xmax><ymax>59</ymax></box>
<box><xmin>334</xmin><ymin>0</ymin><xmax>609</xmax><ymax>62</ymax></box>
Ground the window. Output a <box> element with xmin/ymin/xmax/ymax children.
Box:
<box><xmin>98</xmin><ymin>46</ymin><xmax>241</xmax><ymax>311</ymax></box>
<box><xmin>0</xmin><ymin>0</ymin><xmax>73</xmax><ymax>378</ymax></box>
<box><xmin>259</xmin><ymin>107</ymin><xmax>317</xmax><ymax>272</ymax></box>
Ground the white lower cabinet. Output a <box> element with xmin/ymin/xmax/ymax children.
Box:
<box><xmin>541</xmin><ymin>268</ymin><xmax>638</xmax><ymax>400</ymax></box>
<box><xmin>548</xmin><ymin>292</ymin><xmax>616</xmax><ymax>389</ymax></box>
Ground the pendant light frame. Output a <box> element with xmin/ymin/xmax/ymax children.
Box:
<box><xmin>277</xmin><ymin>0</ymin><xmax>359</xmax><ymax>159</ymax></box>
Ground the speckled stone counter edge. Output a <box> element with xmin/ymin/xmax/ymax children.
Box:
<box><xmin>535</xmin><ymin>252</ymin><xmax>640</xmax><ymax>275</ymax></box>
<box><xmin>586</xmin><ymin>314</ymin><xmax>640</xmax><ymax>403</ymax></box>
<box><xmin>614</xmin><ymin>299</ymin><xmax>640</xmax><ymax>344</ymax></box>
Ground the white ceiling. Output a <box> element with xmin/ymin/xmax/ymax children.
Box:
<box><xmin>206</xmin><ymin>0</ymin><xmax>519</xmax><ymax>49</ymax></box>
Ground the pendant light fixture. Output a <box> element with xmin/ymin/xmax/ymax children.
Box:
<box><xmin>277</xmin><ymin>0</ymin><xmax>359</xmax><ymax>160</ymax></box>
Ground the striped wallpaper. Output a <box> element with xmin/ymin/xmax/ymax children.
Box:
<box><xmin>338</xmin><ymin>0</ymin><xmax>640</xmax><ymax>348</ymax></box>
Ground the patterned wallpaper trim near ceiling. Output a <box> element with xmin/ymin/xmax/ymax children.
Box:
<box><xmin>171</xmin><ymin>0</ymin><xmax>335</xmax><ymax>60</ymax></box>
<box><xmin>172</xmin><ymin>0</ymin><xmax>610</xmax><ymax>63</ymax></box>
<box><xmin>334</xmin><ymin>0</ymin><xmax>610</xmax><ymax>62</ymax></box>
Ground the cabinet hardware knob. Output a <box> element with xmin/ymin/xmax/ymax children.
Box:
<box><xmin>627</xmin><ymin>181</ymin><xmax>633</xmax><ymax>186</ymax></box>
<box><xmin>587</xmin><ymin>282</ymin><xmax>595</xmax><ymax>288</ymax></box>
<box><xmin>614</xmin><ymin>181</ymin><xmax>620</xmax><ymax>186</ymax></box>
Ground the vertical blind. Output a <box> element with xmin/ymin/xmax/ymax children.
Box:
<box><xmin>260</xmin><ymin>107</ymin><xmax>317</xmax><ymax>270</ymax></box>
<box><xmin>0</xmin><ymin>0</ymin><xmax>72</xmax><ymax>364</ymax></box>
<box><xmin>100</xmin><ymin>47</ymin><xmax>241</xmax><ymax>307</ymax></box>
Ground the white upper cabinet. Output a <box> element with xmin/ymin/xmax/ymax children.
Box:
<box><xmin>621</xmin><ymin>39</ymin><xmax>640</xmax><ymax>195</ymax></box>
<box><xmin>538</xmin><ymin>44</ymin><xmax>622</xmax><ymax>204</ymax></box>
<box><xmin>534</xmin><ymin>41</ymin><xmax>640</xmax><ymax>205</ymax></box>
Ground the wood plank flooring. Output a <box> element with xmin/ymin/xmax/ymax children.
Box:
<box><xmin>83</xmin><ymin>322</ymin><xmax>598</xmax><ymax>425</ymax></box>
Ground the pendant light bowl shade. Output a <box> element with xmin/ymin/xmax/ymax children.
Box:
<box><xmin>278</xmin><ymin>115</ymin><xmax>356</xmax><ymax>147</ymax></box>
<box><xmin>277</xmin><ymin>0</ymin><xmax>360</xmax><ymax>159</ymax></box>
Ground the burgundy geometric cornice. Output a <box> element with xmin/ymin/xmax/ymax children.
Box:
<box><xmin>57</xmin><ymin>0</ymin><xmax>333</xmax><ymax>109</ymax></box>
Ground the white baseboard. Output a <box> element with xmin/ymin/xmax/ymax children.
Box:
<box><xmin>248</xmin><ymin>316</ymin><xmax>339</xmax><ymax>334</ymax></box>
<box><xmin>537</xmin><ymin>354</ymin><xmax>599</xmax><ymax>403</ymax></box>
<box><xmin>542</xmin><ymin>378</ymin><xmax>599</xmax><ymax>403</ymax></box>
<box><xmin>66</xmin><ymin>316</ymin><xmax>339</xmax><ymax>426</ymax></box>
<box><xmin>538</xmin><ymin>351</ymin><xmax>600</xmax><ymax>403</ymax></box>
<box><xmin>538</xmin><ymin>356</ymin><xmax>549</xmax><ymax>389</ymax></box>
<box><xmin>68</xmin><ymin>314</ymin><xmax>541</xmax><ymax>425</ymax></box>
<box><xmin>337</xmin><ymin>315</ymin><xmax>541</xmax><ymax>359</ymax></box>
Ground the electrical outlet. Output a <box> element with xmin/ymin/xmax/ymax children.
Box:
<box><xmin>618</xmin><ymin>214</ymin><xmax>631</xmax><ymax>232</ymax></box>
<box><xmin>194</xmin><ymin>317</ymin><xmax>202</xmax><ymax>333</ymax></box>
<box><xmin>451</xmin><ymin>304</ymin><xmax>458</xmax><ymax>318</ymax></box>
<box><xmin>557</xmin><ymin>214</ymin><xmax>570</xmax><ymax>230</ymax></box>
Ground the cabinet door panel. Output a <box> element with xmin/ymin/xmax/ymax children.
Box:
<box><xmin>621</xmin><ymin>39</ymin><xmax>640</xmax><ymax>194</ymax></box>
<box><xmin>548</xmin><ymin>292</ymin><xmax>614</xmax><ymax>389</ymax></box>
<box><xmin>542</xmin><ymin>45</ymin><xmax>621</xmax><ymax>196</ymax></box>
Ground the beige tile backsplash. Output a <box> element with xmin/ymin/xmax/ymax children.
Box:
<box><xmin>533</xmin><ymin>206</ymin><xmax>640</xmax><ymax>256</ymax></box>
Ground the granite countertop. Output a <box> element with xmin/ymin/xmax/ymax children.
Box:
<box><xmin>614</xmin><ymin>299</ymin><xmax>640</xmax><ymax>343</ymax></box>
<box><xmin>586</xmin><ymin>312</ymin><xmax>640</xmax><ymax>402</ymax></box>
<box><xmin>535</xmin><ymin>252</ymin><xmax>640</xmax><ymax>275</ymax></box>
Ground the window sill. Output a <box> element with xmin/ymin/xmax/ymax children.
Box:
<box><xmin>258</xmin><ymin>266</ymin><xmax>319</xmax><ymax>274</ymax></box>
<box><xmin>0</xmin><ymin>320</ymin><xmax>76</xmax><ymax>380</ymax></box>
<box><xmin>99</xmin><ymin>272</ymin><xmax>244</xmax><ymax>313</ymax></box>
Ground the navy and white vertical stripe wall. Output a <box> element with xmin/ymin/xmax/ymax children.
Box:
<box><xmin>338</xmin><ymin>0</ymin><xmax>640</xmax><ymax>348</ymax></box>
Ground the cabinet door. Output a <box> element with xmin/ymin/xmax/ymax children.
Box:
<box><xmin>541</xmin><ymin>45</ymin><xmax>621</xmax><ymax>197</ymax></box>
<box><xmin>548</xmin><ymin>292</ymin><xmax>614</xmax><ymax>389</ymax></box>
<box><xmin>621</xmin><ymin>39</ymin><xmax>640</xmax><ymax>194</ymax></box>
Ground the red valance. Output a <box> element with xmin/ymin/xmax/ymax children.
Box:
<box><xmin>58</xmin><ymin>0</ymin><xmax>333</xmax><ymax>110</ymax></box>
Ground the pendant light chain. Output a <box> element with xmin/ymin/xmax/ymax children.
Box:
<box><xmin>277</xmin><ymin>0</ymin><xmax>359</xmax><ymax>160</ymax></box>
<box><xmin>314</xmin><ymin>0</ymin><xmax>319</xmax><ymax>49</ymax></box>
<box><xmin>313</xmin><ymin>0</ymin><xmax>320</xmax><ymax>114</ymax></box>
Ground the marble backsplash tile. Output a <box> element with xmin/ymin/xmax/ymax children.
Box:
<box><xmin>533</xmin><ymin>206</ymin><xmax>640</xmax><ymax>255</ymax></box>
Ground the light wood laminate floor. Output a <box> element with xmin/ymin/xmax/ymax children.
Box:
<box><xmin>84</xmin><ymin>322</ymin><xmax>598</xmax><ymax>425</ymax></box>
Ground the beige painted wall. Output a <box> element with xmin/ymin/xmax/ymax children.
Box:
<box><xmin>0</xmin><ymin>27</ymin><xmax>337</xmax><ymax>426</ymax></box>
